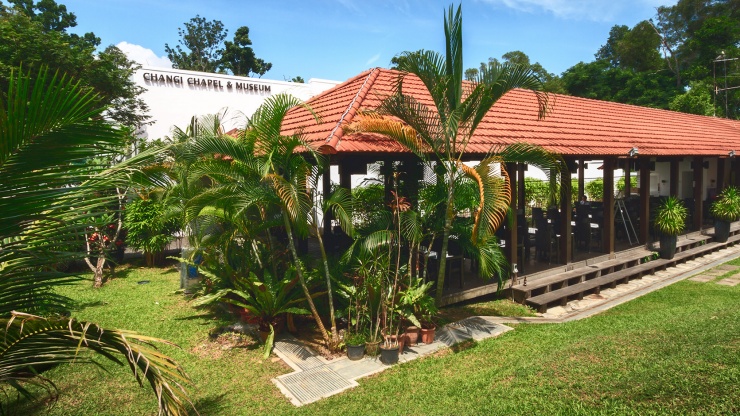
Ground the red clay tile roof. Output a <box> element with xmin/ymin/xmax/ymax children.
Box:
<box><xmin>281</xmin><ymin>67</ymin><xmax>740</xmax><ymax>157</ymax></box>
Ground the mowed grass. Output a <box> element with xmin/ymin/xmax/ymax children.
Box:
<box><xmin>7</xmin><ymin>259</ymin><xmax>740</xmax><ymax>415</ymax></box>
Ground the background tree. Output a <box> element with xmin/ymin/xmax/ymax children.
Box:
<box><xmin>0</xmin><ymin>1</ymin><xmax>149</xmax><ymax>127</ymax></box>
<box><xmin>290</xmin><ymin>75</ymin><xmax>305</xmax><ymax>83</ymax></box>
<box><xmin>165</xmin><ymin>15</ymin><xmax>227</xmax><ymax>73</ymax></box>
<box><xmin>465</xmin><ymin>51</ymin><xmax>566</xmax><ymax>93</ymax></box>
<box><xmin>221</xmin><ymin>26</ymin><xmax>272</xmax><ymax>77</ymax></box>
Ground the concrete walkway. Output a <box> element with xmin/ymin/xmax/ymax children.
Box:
<box><xmin>271</xmin><ymin>243</ymin><xmax>740</xmax><ymax>406</ymax></box>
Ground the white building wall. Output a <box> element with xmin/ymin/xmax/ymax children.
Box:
<box><xmin>134</xmin><ymin>66</ymin><xmax>340</xmax><ymax>141</ymax></box>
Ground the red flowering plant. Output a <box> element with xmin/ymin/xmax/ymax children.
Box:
<box><xmin>83</xmin><ymin>187</ymin><xmax>127</xmax><ymax>287</ymax></box>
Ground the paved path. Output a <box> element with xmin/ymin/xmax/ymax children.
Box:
<box><xmin>272</xmin><ymin>316</ymin><xmax>512</xmax><ymax>406</ymax></box>
<box><xmin>271</xmin><ymin>243</ymin><xmax>740</xmax><ymax>406</ymax></box>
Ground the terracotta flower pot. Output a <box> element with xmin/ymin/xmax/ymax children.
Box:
<box><xmin>406</xmin><ymin>326</ymin><xmax>420</xmax><ymax>345</ymax></box>
<box><xmin>420</xmin><ymin>326</ymin><xmax>436</xmax><ymax>344</ymax></box>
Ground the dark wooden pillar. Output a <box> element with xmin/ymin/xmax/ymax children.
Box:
<box><xmin>578</xmin><ymin>158</ymin><xmax>586</xmax><ymax>200</ymax></box>
<box><xmin>717</xmin><ymin>157</ymin><xmax>725</xmax><ymax>193</ymax></box>
<box><xmin>603</xmin><ymin>157</ymin><xmax>616</xmax><ymax>256</ymax></box>
<box><xmin>639</xmin><ymin>158</ymin><xmax>651</xmax><ymax>244</ymax></box>
<box><xmin>734</xmin><ymin>158</ymin><xmax>740</xmax><ymax>187</ymax></box>
<box><xmin>506</xmin><ymin>163</ymin><xmax>518</xmax><ymax>274</ymax></box>
<box><xmin>518</xmin><ymin>164</ymin><xmax>526</xmax><ymax>218</ymax></box>
<box><xmin>322</xmin><ymin>164</ymin><xmax>333</xmax><ymax>245</ymax></box>
<box><xmin>624</xmin><ymin>163</ymin><xmax>632</xmax><ymax>197</ymax></box>
<box><xmin>559</xmin><ymin>161</ymin><xmax>572</xmax><ymax>265</ymax></box>
<box><xmin>381</xmin><ymin>159</ymin><xmax>394</xmax><ymax>203</ymax></box>
<box><xmin>670</xmin><ymin>159</ymin><xmax>679</xmax><ymax>196</ymax></box>
<box><xmin>401</xmin><ymin>157</ymin><xmax>422</xmax><ymax>207</ymax></box>
<box><xmin>693</xmin><ymin>157</ymin><xmax>704</xmax><ymax>231</ymax></box>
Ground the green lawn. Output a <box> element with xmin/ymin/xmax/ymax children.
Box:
<box><xmin>6</xmin><ymin>260</ymin><xmax>739</xmax><ymax>415</ymax></box>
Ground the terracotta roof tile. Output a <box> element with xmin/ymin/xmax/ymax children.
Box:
<box><xmin>281</xmin><ymin>68</ymin><xmax>740</xmax><ymax>157</ymax></box>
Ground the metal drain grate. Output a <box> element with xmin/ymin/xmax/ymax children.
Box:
<box><xmin>274</xmin><ymin>338</ymin><xmax>324</xmax><ymax>370</ymax></box>
<box><xmin>275</xmin><ymin>366</ymin><xmax>357</xmax><ymax>405</ymax></box>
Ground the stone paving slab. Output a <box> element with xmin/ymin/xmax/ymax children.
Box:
<box><xmin>689</xmin><ymin>274</ymin><xmax>716</xmax><ymax>282</ymax></box>
<box><xmin>716</xmin><ymin>264</ymin><xmax>739</xmax><ymax>271</ymax></box>
<box><xmin>716</xmin><ymin>278</ymin><xmax>740</xmax><ymax>286</ymax></box>
<box><xmin>700</xmin><ymin>269</ymin><xmax>726</xmax><ymax>276</ymax></box>
<box><xmin>272</xmin><ymin>319</ymin><xmax>512</xmax><ymax>406</ymax></box>
<box><xmin>273</xmin><ymin>365</ymin><xmax>357</xmax><ymax>406</ymax></box>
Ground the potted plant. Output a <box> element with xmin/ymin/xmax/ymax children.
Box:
<box><xmin>418</xmin><ymin>291</ymin><xmax>438</xmax><ymax>344</ymax></box>
<box><xmin>399</xmin><ymin>277</ymin><xmax>435</xmax><ymax>346</ymax></box>
<box><xmin>344</xmin><ymin>332</ymin><xmax>366</xmax><ymax>361</ymax></box>
<box><xmin>654</xmin><ymin>196</ymin><xmax>688</xmax><ymax>260</ymax></box>
<box><xmin>710</xmin><ymin>186</ymin><xmax>740</xmax><ymax>243</ymax></box>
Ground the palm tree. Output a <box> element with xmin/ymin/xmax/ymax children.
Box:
<box><xmin>0</xmin><ymin>67</ymin><xmax>191</xmax><ymax>415</ymax></box>
<box><xmin>180</xmin><ymin>94</ymin><xmax>350</xmax><ymax>352</ymax></box>
<box><xmin>347</xmin><ymin>4</ymin><xmax>562</xmax><ymax>302</ymax></box>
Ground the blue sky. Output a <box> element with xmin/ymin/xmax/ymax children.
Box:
<box><xmin>55</xmin><ymin>0</ymin><xmax>675</xmax><ymax>82</ymax></box>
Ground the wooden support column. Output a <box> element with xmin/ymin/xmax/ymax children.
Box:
<box><xmin>518</xmin><ymin>164</ymin><xmax>526</xmax><ymax>217</ymax></box>
<box><xmin>670</xmin><ymin>159</ymin><xmax>679</xmax><ymax>196</ymax></box>
<box><xmin>734</xmin><ymin>158</ymin><xmax>740</xmax><ymax>187</ymax></box>
<box><xmin>639</xmin><ymin>158</ymin><xmax>651</xmax><ymax>244</ymax></box>
<box><xmin>401</xmin><ymin>157</ymin><xmax>422</xmax><ymax>207</ymax></box>
<box><xmin>506</xmin><ymin>163</ymin><xmax>518</xmax><ymax>275</ymax></box>
<box><xmin>381</xmin><ymin>159</ymin><xmax>394</xmax><ymax>203</ymax></box>
<box><xmin>602</xmin><ymin>157</ymin><xmax>616</xmax><ymax>256</ymax></box>
<box><xmin>693</xmin><ymin>157</ymin><xmax>704</xmax><ymax>231</ymax></box>
<box><xmin>559</xmin><ymin>161</ymin><xmax>572</xmax><ymax>265</ymax></box>
<box><xmin>717</xmin><ymin>157</ymin><xmax>725</xmax><ymax>192</ymax></box>
<box><xmin>624</xmin><ymin>162</ymin><xmax>632</xmax><ymax>197</ymax></box>
<box><xmin>578</xmin><ymin>158</ymin><xmax>585</xmax><ymax>200</ymax></box>
<box><xmin>322</xmin><ymin>164</ymin><xmax>333</xmax><ymax>246</ymax></box>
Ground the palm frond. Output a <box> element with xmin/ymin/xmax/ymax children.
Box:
<box><xmin>1</xmin><ymin>313</ymin><xmax>192</xmax><ymax>416</ymax></box>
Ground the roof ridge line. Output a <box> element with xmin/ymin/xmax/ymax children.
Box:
<box><xmin>324</xmin><ymin>68</ymin><xmax>380</xmax><ymax>149</ymax></box>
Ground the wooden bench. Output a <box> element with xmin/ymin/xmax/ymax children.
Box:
<box><xmin>525</xmin><ymin>258</ymin><xmax>670</xmax><ymax>313</ymax></box>
<box><xmin>511</xmin><ymin>250</ymin><xmax>646</xmax><ymax>303</ymax></box>
<box><xmin>525</xmin><ymin>234</ymin><xmax>740</xmax><ymax>313</ymax></box>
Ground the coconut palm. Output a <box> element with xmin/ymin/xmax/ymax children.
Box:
<box><xmin>0</xmin><ymin>67</ymin><xmax>191</xmax><ymax>414</ymax></box>
<box><xmin>347</xmin><ymin>4</ymin><xmax>562</xmax><ymax>302</ymax></box>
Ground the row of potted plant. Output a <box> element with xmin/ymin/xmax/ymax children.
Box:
<box><xmin>654</xmin><ymin>186</ymin><xmax>740</xmax><ymax>259</ymax></box>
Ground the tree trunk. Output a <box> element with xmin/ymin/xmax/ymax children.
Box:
<box><xmin>314</xmin><ymin>224</ymin><xmax>339</xmax><ymax>350</ymax></box>
<box><xmin>282</xmin><ymin>212</ymin><xmax>332</xmax><ymax>349</ymax></box>
<box><xmin>434</xmin><ymin>174</ymin><xmax>456</xmax><ymax>304</ymax></box>
<box><xmin>92</xmin><ymin>256</ymin><xmax>106</xmax><ymax>288</ymax></box>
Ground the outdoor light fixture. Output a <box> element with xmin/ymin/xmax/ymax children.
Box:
<box><xmin>628</xmin><ymin>147</ymin><xmax>639</xmax><ymax>157</ymax></box>
<box><xmin>730</xmin><ymin>150</ymin><xmax>736</xmax><ymax>158</ymax></box>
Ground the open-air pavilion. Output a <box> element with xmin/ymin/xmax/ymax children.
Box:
<box><xmin>282</xmin><ymin>67</ymin><xmax>740</xmax><ymax>306</ymax></box>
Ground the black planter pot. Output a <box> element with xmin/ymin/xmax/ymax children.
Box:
<box><xmin>659</xmin><ymin>234</ymin><xmax>677</xmax><ymax>260</ymax></box>
<box><xmin>379</xmin><ymin>345</ymin><xmax>399</xmax><ymax>365</ymax></box>
<box><xmin>715</xmin><ymin>220</ymin><xmax>731</xmax><ymax>243</ymax></box>
<box><xmin>346</xmin><ymin>344</ymin><xmax>365</xmax><ymax>361</ymax></box>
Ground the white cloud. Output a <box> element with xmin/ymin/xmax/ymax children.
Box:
<box><xmin>478</xmin><ymin>0</ymin><xmax>661</xmax><ymax>22</ymax></box>
<box><xmin>366</xmin><ymin>53</ymin><xmax>381</xmax><ymax>66</ymax></box>
<box><xmin>116</xmin><ymin>42</ymin><xmax>172</xmax><ymax>68</ymax></box>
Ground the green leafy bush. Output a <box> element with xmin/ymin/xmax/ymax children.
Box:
<box><xmin>124</xmin><ymin>199</ymin><xmax>178</xmax><ymax>265</ymax></box>
<box><xmin>654</xmin><ymin>196</ymin><xmax>688</xmax><ymax>236</ymax></box>
<box><xmin>711</xmin><ymin>186</ymin><xmax>740</xmax><ymax>222</ymax></box>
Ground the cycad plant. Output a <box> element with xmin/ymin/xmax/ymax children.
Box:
<box><xmin>347</xmin><ymin>4</ymin><xmax>562</xmax><ymax>302</ymax></box>
<box><xmin>0</xmin><ymin>67</ymin><xmax>191</xmax><ymax>414</ymax></box>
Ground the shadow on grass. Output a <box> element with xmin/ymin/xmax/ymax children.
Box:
<box><xmin>190</xmin><ymin>393</ymin><xmax>228</xmax><ymax>415</ymax></box>
<box><xmin>450</xmin><ymin>339</ymin><xmax>478</xmax><ymax>354</ymax></box>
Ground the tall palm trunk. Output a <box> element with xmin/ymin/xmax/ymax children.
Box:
<box><xmin>281</xmin><ymin>211</ymin><xmax>332</xmax><ymax>348</ymax></box>
<box><xmin>314</xmin><ymin>224</ymin><xmax>339</xmax><ymax>350</ymax></box>
<box><xmin>435</xmin><ymin>173</ymin><xmax>456</xmax><ymax>303</ymax></box>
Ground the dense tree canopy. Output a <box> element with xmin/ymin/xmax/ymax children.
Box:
<box><xmin>563</xmin><ymin>0</ymin><xmax>739</xmax><ymax>118</ymax></box>
<box><xmin>464</xmin><ymin>51</ymin><xmax>567</xmax><ymax>93</ymax></box>
<box><xmin>0</xmin><ymin>0</ymin><xmax>149</xmax><ymax>127</ymax></box>
<box><xmin>165</xmin><ymin>15</ymin><xmax>272</xmax><ymax>77</ymax></box>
